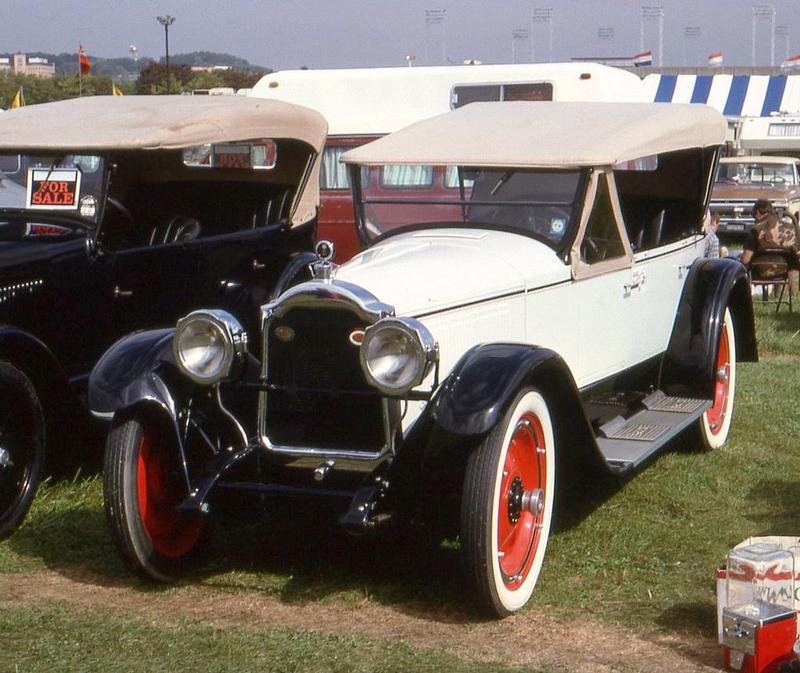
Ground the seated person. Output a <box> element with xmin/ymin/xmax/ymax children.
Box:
<box><xmin>741</xmin><ymin>199</ymin><xmax>800</xmax><ymax>289</ymax></box>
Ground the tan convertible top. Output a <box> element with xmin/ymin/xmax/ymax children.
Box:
<box><xmin>0</xmin><ymin>95</ymin><xmax>327</xmax><ymax>152</ymax></box>
<box><xmin>0</xmin><ymin>95</ymin><xmax>328</xmax><ymax>227</ymax></box>
<box><xmin>342</xmin><ymin>101</ymin><xmax>726</xmax><ymax>168</ymax></box>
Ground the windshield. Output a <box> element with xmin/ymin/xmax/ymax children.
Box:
<box><xmin>715</xmin><ymin>161</ymin><xmax>796</xmax><ymax>187</ymax></box>
<box><xmin>353</xmin><ymin>165</ymin><xmax>584</xmax><ymax>249</ymax></box>
<box><xmin>0</xmin><ymin>154</ymin><xmax>105</xmax><ymax>234</ymax></box>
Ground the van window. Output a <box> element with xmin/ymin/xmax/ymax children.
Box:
<box><xmin>380</xmin><ymin>165</ymin><xmax>433</xmax><ymax>188</ymax></box>
<box><xmin>451</xmin><ymin>82</ymin><xmax>553</xmax><ymax>109</ymax></box>
<box><xmin>320</xmin><ymin>147</ymin><xmax>350</xmax><ymax>190</ymax></box>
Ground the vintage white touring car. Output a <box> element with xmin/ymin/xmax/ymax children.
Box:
<box><xmin>89</xmin><ymin>101</ymin><xmax>756</xmax><ymax>617</ymax></box>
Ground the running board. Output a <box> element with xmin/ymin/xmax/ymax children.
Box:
<box><xmin>595</xmin><ymin>391</ymin><xmax>711</xmax><ymax>474</ymax></box>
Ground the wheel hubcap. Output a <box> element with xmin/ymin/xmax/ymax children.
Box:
<box><xmin>497</xmin><ymin>413</ymin><xmax>547</xmax><ymax>590</ymax></box>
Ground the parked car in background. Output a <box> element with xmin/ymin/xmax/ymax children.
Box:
<box><xmin>90</xmin><ymin>101</ymin><xmax>756</xmax><ymax>617</ymax></box>
<box><xmin>709</xmin><ymin>155</ymin><xmax>800</xmax><ymax>235</ymax></box>
<box><xmin>0</xmin><ymin>95</ymin><xmax>327</xmax><ymax>539</ymax></box>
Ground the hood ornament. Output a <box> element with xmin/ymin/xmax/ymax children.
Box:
<box><xmin>311</xmin><ymin>239</ymin><xmax>337</xmax><ymax>282</ymax></box>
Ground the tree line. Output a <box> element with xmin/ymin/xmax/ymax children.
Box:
<box><xmin>0</xmin><ymin>61</ymin><xmax>264</xmax><ymax>107</ymax></box>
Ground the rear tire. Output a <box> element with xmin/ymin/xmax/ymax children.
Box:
<box><xmin>460</xmin><ymin>388</ymin><xmax>555</xmax><ymax>617</ymax></box>
<box><xmin>0</xmin><ymin>361</ymin><xmax>45</xmax><ymax>540</ymax></box>
<box><xmin>698</xmin><ymin>308</ymin><xmax>736</xmax><ymax>450</ymax></box>
<box><xmin>103</xmin><ymin>413</ymin><xmax>209</xmax><ymax>581</ymax></box>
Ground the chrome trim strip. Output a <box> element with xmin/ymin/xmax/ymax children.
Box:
<box><xmin>90</xmin><ymin>410</ymin><xmax>114</xmax><ymax>421</ymax></box>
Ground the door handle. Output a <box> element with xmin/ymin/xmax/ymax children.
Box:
<box><xmin>113</xmin><ymin>285</ymin><xmax>133</xmax><ymax>298</ymax></box>
<box><xmin>623</xmin><ymin>270</ymin><xmax>646</xmax><ymax>295</ymax></box>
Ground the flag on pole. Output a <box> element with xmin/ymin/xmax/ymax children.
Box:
<box><xmin>781</xmin><ymin>55</ymin><xmax>800</xmax><ymax>72</ymax></box>
<box><xmin>633</xmin><ymin>50</ymin><xmax>653</xmax><ymax>67</ymax></box>
<box><xmin>11</xmin><ymin>88</ymin><xmax>25</xmax><ymax>109</ymax></box>
<box><xmin>708</xmin><ymin>51</ymin><xmax>723</xmax><ymax>67</ymax></box>
<box><xmin>112</xmin><ymin>84</ymin><xmax>124</xmax><ymax>96</ymax></box>
<box><xmin>79</xmin><ymin>44</ymin><xmax>91</xmax><ymax>76</ymax></box>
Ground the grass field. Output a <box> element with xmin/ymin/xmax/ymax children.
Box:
<box><xmin>2</xmin><ymin>300</ymin><xmax>800</xmax><ymax>672</ymax></box>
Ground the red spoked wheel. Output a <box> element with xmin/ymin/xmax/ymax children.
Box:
<box><xmin>137</xmin><ymin>429</ymin><xmax>203</xmax><ymax>559</ymax></box>
<box><xmin>699</xmin><ymin>308</ymin><xmax>736</xmax><ymax>450</ymax></box>
<box><xmin>461</xmin><ymin>388</ymin><xmax>555</xmax><ymax>617</ymax></box>
<box><xmin>104</xmin><ymin>413</ymin><xmax>209</xmax><ymax>582</ymax></box>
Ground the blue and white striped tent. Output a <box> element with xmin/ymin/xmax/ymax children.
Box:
<box><xmin>643</xmin><ymin>74</ymin><xmax>800</xmax><ymax>116</ymax></box>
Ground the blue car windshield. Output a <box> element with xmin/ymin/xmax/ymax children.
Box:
<box><xmin>353</xmin><ymin>165</ymin><xmax>584</xmax><ymax>250</ymax></box>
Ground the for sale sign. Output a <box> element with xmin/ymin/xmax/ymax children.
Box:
<box><xmin>26</xmin><ymin>169</ymin><xmax>81</xmax><ymax>210</ymax></box>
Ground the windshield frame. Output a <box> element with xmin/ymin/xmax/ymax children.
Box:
<box><xmin>350</xmin><ymin>164</ymin><xmax>589</xmax><ymax>259</ymax></box>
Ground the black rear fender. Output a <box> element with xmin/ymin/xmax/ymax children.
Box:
<box><xmin>661</xmin><ymin>257</ymin><xmax>756</xmax><ymax>397</ymax></box>
<box><xmin>0</xmin><ymin>326</ymin><xmax>75</xmax><ymax>443</ymax></box>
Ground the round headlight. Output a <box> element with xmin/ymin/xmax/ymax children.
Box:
<box><xmin>173</xmin><ymin>310</ymin><xmax>246</xmax><ymax>385</ymax></box>
<box><xmin>360</xmin><ymin>317</ymin><xmax>436</xmax><ymax>396</ymax></box>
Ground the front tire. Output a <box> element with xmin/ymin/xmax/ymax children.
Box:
<box><xmin>0</xmin><ymin>361</ymin><xmax>45</xmax><ymax>540</ymax></box>
<box><xmin>698</xmin><ymin>308</ymin><xmax>736</xmax><ymax>449</ymax></box>
<box><xmin>460</xmin><ymin>388</ymin><xmax>555</xmax><ymax>617</ymax></box>
<box><xmin>103</xmin><ymin>413</ymin><xmax>209</xmax><ymax>581</ymax></box>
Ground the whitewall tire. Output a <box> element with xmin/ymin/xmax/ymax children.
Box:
<box><xmin>699</xmin><ymin>308</ymin><xmax>736</xmax><ymax>449</ymax></box>
<box><xmin>460</xmin><ymin>388</ymin><xmax>555</xmax><ymax>617</ymax></box>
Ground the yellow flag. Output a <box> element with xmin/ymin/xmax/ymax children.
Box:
<box><xmin>112</xmin><ymin>84</ymin><xmax>123</xmax><ymax>96</ymax></box>
<box><xmin>10</xmin><ymin>88</ymin><xmax>24</xmax><ymax>108</ymax></box>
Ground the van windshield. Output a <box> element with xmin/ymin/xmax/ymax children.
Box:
<box><xmin>353</xmin><ymin>165</ymin><xmax>584</xmax><ymax>249</ymax></box>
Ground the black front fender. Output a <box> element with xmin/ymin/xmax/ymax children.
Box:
<box><xmin>88</xmin><ymin>328</ymin><xmax>178</xmax><ymax>420</ymax></box>
<box><xmin>661</xmin><ymin>257</ymin><xmax>756</xmax><ymax>397</ymax></box>
<box><xmin>429</xmin><ymin>343</ymin><xmax>582</xmax><ymax>437</ymax></box>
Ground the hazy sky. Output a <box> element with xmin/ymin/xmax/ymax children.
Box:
<box><xmin>1</xmin><ymin>0</ymin><xmax>798</xmax><ymax>70</ymax></box>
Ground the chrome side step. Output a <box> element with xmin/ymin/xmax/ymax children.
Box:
<box><xmin>595</xmin><ymin>391</ymin><xmax>711</xmax><ymax>474</ymax></box>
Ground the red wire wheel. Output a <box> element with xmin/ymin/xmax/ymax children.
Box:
<box><xmin>104</xmin><ymin>413</ymin><xmax>210</xmax><ymax>582</ymax></box>
<box><xmin>699</xmin><ymin>308</ymin><xmax>736</xmax><ymax>449</ymax></box>
<box><xmin>496</xmin><ymin>412</ymin><xmax>547</xmax><ymax>589</ymax></box>
<box><xmin>137</xmin><ymin>429</ymin><xmax>203</xmax><ymax>559</ymax></box>
<box><xmin>461</xmin><ymin>388</ymin><xmax>555</xmax><ymax>617</ymax></box>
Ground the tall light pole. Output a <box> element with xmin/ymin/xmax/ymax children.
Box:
<box><xmin>532</xmin><ymin>7</ymin><xmax>553</xmax><ymax>63</ymax></box>
<box><xmin>512</xmin><ymin>28</ymin><xmax>530</xmax><ymax>63</ymax></box>
<box><xmin>156</xmin><ymin>15</ymin><xmax>175</xmax><ymax>93</ymax></box>
<box><xmin>597</xmin><ymin>27</ymin><xmax>615</xmax><ymax>53</ymax></box>
<box><xmin>751</xmin><ymin>5</ymin><xmax>775</xmax><ymax>66</ymax></box>
<box><xmin>776</xmin><ymin>24</ymin><xmax>790</xmax><ymax>62</ymax></box>
<box><xmin>683</xmin><ymin>26</ymin><xmax>700</xmax><ymax>67</ymax></box>
<box><xmin>640</xmin><ymin>6</ymin><xmax>663</xmax><ymax>66</ymax></box>
<box><xmin>425</xmin><ymin>9</ymin><xmax>446</xmax><ymax>66</ymax></box>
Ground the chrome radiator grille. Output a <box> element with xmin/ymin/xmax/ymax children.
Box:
<box><xmin>261</xmin><ymin>306</ymin><xmax>388</xmax><ymax>456</ymax></box>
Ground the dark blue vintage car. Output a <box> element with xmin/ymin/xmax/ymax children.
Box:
<box><xmin>0</xmin><ymin>95</ymin><xmax>327</xmax><ymax>538</ymax></box>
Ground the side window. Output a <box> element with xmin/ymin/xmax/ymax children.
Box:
<box><xmin>580</xmin><ymin>176</ymin><xmax>626</xmax><ymax>264</ymax></box>
<box><xmin>320</xmin><ymin>147</ymin><xmax>349</xmax><ymax>190</ymax></box>
<box><xmin>380</xmin><ymin>165</ymin><xmax>433</xmax><ymax>188</ymax></box>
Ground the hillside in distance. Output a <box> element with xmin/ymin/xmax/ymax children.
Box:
<box><xmin>2</xmin><ymin>51</ymin><xmax>267</xmax><ymax>81</ymax></box>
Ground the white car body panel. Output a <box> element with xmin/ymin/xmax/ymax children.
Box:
<box><xmin>337</xmin><ymin>228</ymin><xmax>705</xmax><ymax>431</ymax></box>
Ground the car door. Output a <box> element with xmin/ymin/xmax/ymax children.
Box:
<box><xmin>570</xmin><ymin>170</ymin><xmax>646</xmax><ymax>388</ymax></box>
<box><xmin>103</xmin><ymin>239</ymin><xmax>196</xmax><ymax>343</ymax></box>
<box><xmin>181</xmin><ymin>218</ymin><xmax>315</xmax><ymax>336</ymax></box>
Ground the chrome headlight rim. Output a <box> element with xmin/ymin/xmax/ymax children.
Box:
<box><xmin>172</xmin><ymin>309</ymin><xmax>246</xmax><ymax>386</ymax></box>
<box><xmin>359</xmin><ymin>317</ymin><xmax>437</xmax><ymax>397</ymax></box>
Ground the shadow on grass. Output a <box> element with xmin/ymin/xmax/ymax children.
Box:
<box><xmin>654</xmin><ymin>602</ymin><xmax>722</xmax><ymax>669</ymax></box>
<box><xmin>743</xmin><ymin>479</ymin><xmax>800</xmax><ymax>531</ymax></box>
<box><xmin>6</xmin><ymin>439</ymin><xmax>681</xmax><ymax>626</ymax></box>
